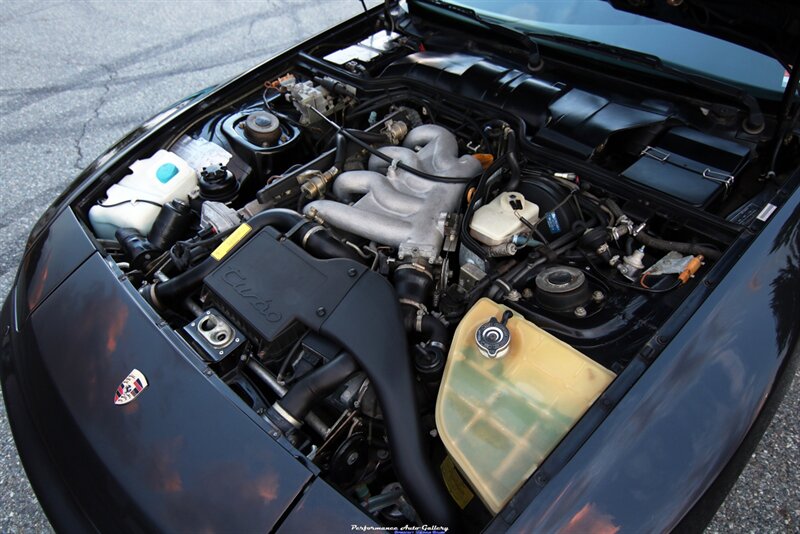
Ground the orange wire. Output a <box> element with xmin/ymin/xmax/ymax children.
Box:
<box><xmin>640</xmin><ymin>273</ymin><xmax>652</xmax><ymax>289</ymax></box>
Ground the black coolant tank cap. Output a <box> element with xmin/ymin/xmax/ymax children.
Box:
<box><xmin>475</xmin><ymin>310</ymin><xmax>513</xmax><ymax>359</ymax></box>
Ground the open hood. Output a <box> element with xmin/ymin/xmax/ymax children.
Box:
<box><xmin>607</xmin><ymin>0</ymin><xmax>800</xmax><ymax>66</ymax></box>
<box><xmin>8</xmin><ymin>6</ymin><xmax>799</xmax><ymax>532</ymax></box>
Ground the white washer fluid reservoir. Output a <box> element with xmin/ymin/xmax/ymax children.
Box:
<box><xmin>89</xmin><ymin>150</ymin><xmax>198</xmax><ymax>239</ymax></box>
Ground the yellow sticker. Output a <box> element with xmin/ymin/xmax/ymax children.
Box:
<box><xmin>211</xmin><ymin>223</ymin><xmax>252</xmax><ymax>261</ymax></box>
<box><xmin>440</xmin><ymin>455</ymin><xmax>474</xmax><ymax>509</ymax></box>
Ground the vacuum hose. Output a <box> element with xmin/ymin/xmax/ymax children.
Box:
<box><xmin>635</xmin><ymin>231</ymin><xmax>721</xmax><ymax>260</ymax></box>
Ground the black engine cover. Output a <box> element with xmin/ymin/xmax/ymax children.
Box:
<box><xmin>203</xmin><ymin>228</ymin><xmax>365</xmax><ymax>342</ymax></box>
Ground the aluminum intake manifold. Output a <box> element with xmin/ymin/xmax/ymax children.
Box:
<box><xmin>304</xmin><ymin>124</ymin><xmax>483</xmax><ymax>261</ymax></box>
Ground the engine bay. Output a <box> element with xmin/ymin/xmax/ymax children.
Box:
<box><xmin>72</xmin><ymin>13</ymin><xmax>799</xmax><ymax>531</ymax></box>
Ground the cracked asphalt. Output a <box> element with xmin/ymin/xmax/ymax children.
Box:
<box><xmin>0</xmin><ymin>1</ymin><xmax>797</xmax><ymax>533</ymax></box>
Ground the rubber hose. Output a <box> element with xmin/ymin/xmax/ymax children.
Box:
<box><xmin>578</xmin><ymin>195</ymin><xmax>611</xmax><ymax>227</ymax></box>
<box><xmin>334</xmin><ymin>132</ymin><xmax>348</xmax><ymax>171</ymax></box>
<box><xmin>419</xmin><ymin>314</ymin><xmax>448</xmax><ymax>347</ymax></box>
<box><xmin>402</xmin><ymin>306</ymin><xmax>449</xmax><ymax>346</ymax></box>
<box><xmin>277</xmin><ymin>352</ymin><xmax>358</xmax><ymax>420</ymax></box>
<box><xmin>604</xmin><ymin>198</ymin><xmax>625</xmax><ymax>221</ymax></box>
<box><xmin>505</xmin><ymin>130</ymin><xmax>521</xmax><ymax>192</ymax></box>
<box><xmin>395</xmin><ymin>266</ymin><xmax>448</xmax><ymax>347</ymax></box>
<box><xmin>624</xmin><ymin>235</ymin><xmax>635</xmax><ymax>256</ymax></box>
<box><xmin>635</xmin><ymin>231</ymin><xmax>721</xmax><ymax>260</ymax></box>
<box><xmin>344</xmin><ymin>128</ymin><xmax>388</xmax><ymax>144</ymax></box>
<box><xmin>489</xmin><ymin>229</ymin><xmax>582</xmax><ymax>297</ymax></box>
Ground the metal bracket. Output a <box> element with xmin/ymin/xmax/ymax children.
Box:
<box><xmin>702</xmin><ymin>168</ymin><xmax>735</xmax><ymax>190</ymax></box>
<box><xmin>641</xmin><ymin>146</ymin><xmax>671</xmax><ymax>162</ymax></box>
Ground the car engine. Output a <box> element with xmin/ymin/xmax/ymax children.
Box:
<box><xmin>74</xmin><ymin>20</ymin><xmax>794</xmax><ymax>531</ymax></box>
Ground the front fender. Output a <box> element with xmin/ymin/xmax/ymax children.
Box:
<box><xmin>499</xmin><ymin>183</ymin><xmax>800</xmax><ymax>533</ymax></box>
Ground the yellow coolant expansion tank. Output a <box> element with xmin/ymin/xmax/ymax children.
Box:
<box><xmin>436</xmin><ymin>298</ymin><xmax>616</xmax><ymax>513</ymax></box>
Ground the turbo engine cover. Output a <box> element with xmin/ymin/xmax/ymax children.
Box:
<box><xmin>203</xmin><ymin>228</ymin><xmax>364</xmax><ymax>342</ymax></box>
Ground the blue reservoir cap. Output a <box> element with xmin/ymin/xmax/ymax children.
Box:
<box><xmin>156</xmin><ymin>163</ymin><xmax>179</xmax><ymax>183</ymax></box>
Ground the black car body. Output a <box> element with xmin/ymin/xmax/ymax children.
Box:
<box><xmin>2</xmin><ymin>1</ymin><xmax>799</xmax><ymax>532</ymax></box>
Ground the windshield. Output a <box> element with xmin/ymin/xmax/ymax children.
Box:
<box><xmin>443</xmin><ymin>0</ymin><xmax>787</xmax><ymax>97</ymax></box>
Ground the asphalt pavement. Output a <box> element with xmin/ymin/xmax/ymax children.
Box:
<box><xmin>0</xmin><ymin>1</ymin><xmax>797</xmax><ymax>532</ymax></box>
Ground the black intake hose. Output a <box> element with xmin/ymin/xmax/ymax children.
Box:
<box><xmin>318</xmin><ymin>273</ymin><xmax>461</xmax><ymax>528</ymax></box>
<box><xmin>147</xmin><ymin>209</ymin><xmax>363</xmax><ymax>306</ymax></box>
<box><xmin>276</xmin><ymin>352</ymin><xmax>358</xmax><ymax>422</ymax></box>
<box><xmin>635</xmin><ymin>231</ymin><xmax>721</xmax><ymax>260</ymax></box>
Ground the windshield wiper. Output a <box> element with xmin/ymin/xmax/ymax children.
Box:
<box><xmin>412</xmin><ymin>0</ymin><xmax>543</xmax><ymax>69</ymax></box>
<box><xmin>527</xmin><ymin>32</ymin><xmax>766</xmax><ymax>134</ymax></box>
<box><xmin>412</xmin><ymin>0</ymin><xmax>764</xmax><ymax>133</ymax></box>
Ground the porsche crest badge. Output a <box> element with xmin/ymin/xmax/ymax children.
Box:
<box><xmin>114</xmin><ymin>369</ymin><xmax>148</xmax><ymax>405</ymax></box>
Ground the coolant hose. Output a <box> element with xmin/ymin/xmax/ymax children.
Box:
<box><xmin>635</xmin><ymin>231</ymin><xmax>721</xmax><ymax>260</ymax></box>
<box><xmin>276</xmin><ymin>352</ymin><xmax>358</xmax><ymax>422</ymax></box>
<box><xmin>402</xmin><ymin>307</ymin><xmax>449</xmax><ymax>349</ymax></box>
<box><xmin>148</xmin><ymin>209</ymin><xmax>363</xmax><ymax>306</ymax></box>
<box><xmin>394</xmin><ymin>264</ymin><xmax>449</xmax><ymax>349</ymax></box>
<box><xmin>419</xmin><ymin>314</ymin><xmax>448</xmax><ymax>347</ymax></box>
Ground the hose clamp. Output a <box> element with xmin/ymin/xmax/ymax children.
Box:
<box><xmin>301</xmin><ymin>224</ymin><xmax>325</xmax><ymax>247</ymax></box>
<box><xmin>395</xmin><ymin>262</ymin><xmax>434</xmax><ymax>279</ymax></box>
<box><xmin>428</xmin><ymin>340</ymin><xmax>447</xmax><ymax>352</ymax></box>
<box><xmin>272</xmin><ymin>402</ymin><xmax>302</xmax><ymax>429</ymax></box>
<box><xmin>494</xmin><ymin>279</ymin><xmax>512</xmax><ymax>294</ymax></box>
<box><xmin>398</xmin><ymin>298</ymin><xmax>427</xmax><ymax>313</ymax></box>
<box><xmin>147</xmin><ymin>283</ymin><xmax>162</xmax><ymax>310</ymax></box>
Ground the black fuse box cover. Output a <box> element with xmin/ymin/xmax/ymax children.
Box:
<box><xmin>621</xmin><ymin>126</ymin><xmax>752</xmax><ymax>208</ymax></box>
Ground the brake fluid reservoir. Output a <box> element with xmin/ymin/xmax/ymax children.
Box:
<box><xmin>469</xmin><ymin>191</ymin><xmax>539</xmax><ymax>246</ymax></box>
<box><xmin>436</xmin><ymin>298</ymin><xmax>615</xmax><ymax>513</ymax></box>
<box><xmin>89</xmin><ymin>150</ymin><xmax>197</xmax><ymax>239</ymax></box>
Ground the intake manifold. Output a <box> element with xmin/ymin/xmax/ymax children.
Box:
<box><xmin>305</xmin><ymin>125</ymin><xmax>482</xmax><ymax>261</ymax></box>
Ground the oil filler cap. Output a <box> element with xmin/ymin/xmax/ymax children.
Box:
<box><xmin>475</xmin><ymin>310</ymin><xmax>513</xmax><ymax>359</ymax></box>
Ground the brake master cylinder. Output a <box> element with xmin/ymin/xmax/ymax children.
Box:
<box><xmin>436</xmin><ymin>298</ymin><xmax>616</xmax><ymax>513</ymax></box>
